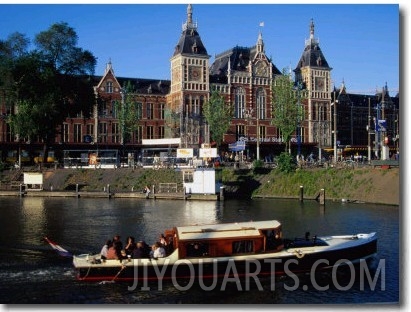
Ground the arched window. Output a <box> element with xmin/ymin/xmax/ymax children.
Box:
<box><xmin>256</xmin><ymin>88</ymin><xmax>266</xmax><ymax>119</ymax></box>
<box><xmin>106</xmin><ymin>81</ymin><xmax>113</xmax><ymax>93</ymax></box>
<box><xmin>234</xmin><ymin>87</ymin><xmax>245</xmax><ymax>118</ymax></box>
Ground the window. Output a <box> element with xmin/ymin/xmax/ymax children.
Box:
<box><xmin>147</xmin><ymin>126</ymin><xmax>154</xmax><ymax>139</ymax></box>
<box><xmin>256</xmin><ymin>88</ymin><xmax>266</xmax><ymax>119</ymax></box>
<box><xmin>234</xmin><ymin>88</ymin><xmax>245</xmax><ymax>118</ymax></box>
<box><xmin>63</xmin><ymin>123</ymin><xmax>69</xmax><ymax>143</ymax></box>
<box><xmin>147</xmin><ymin>103</ymin><xmax>154</xmax><ymax>119</ymax></box>
<box><xmin>186</xmin><ymin>242</ymin><xmax>209</xmax><ymax>257</ymax></box>
<box><xmin>99</xmin><ymin>101</ymin><xmax>107</xmax><ymax>117</ymax></box>
<box><xmin>106</xmin><ymin>81</ymin><xmax>113</xmax><ymax>93</ymax></box>
<box><xmin>236</xmin><ymin>125</ymin><xmax>245</xmax><ymax>140</ymax></box>
<box><xmin>74</xmin><ymin>124</ymin><xmax>82</xmax><ymax>143</ymax></box>
<box><xmin>112</xmin><ymin>100</ymin><xmax>117</xmax><ymax>118</ymax></box>
<box><xmin>98</xmin><ymin>122</ymin><xmax>107</xmax><ymax>143</ymax></box>
<box><xmin>158</xmin><ymin>126</ymin><xmax>165</xmax><ymax>139</ymax></box>
<box><xmin>183</xmin><ymin>171</ymin><xmax>193</xmax><ymax>183</ymax></box>
<box><xmin>111</xmin><ymin>122</ymin><xmax>120</xmax><ymax>143</ymax></box>
<box><xmin>136</xmin><ymin>102</ymin><xmax>143</xmax><ymax>119</ymax></box>
<box><xmin>232</xmin><ymin>240</ymin><xmax>254</xmax><ymax>254</ymax></box>
<box><xmin>135</xmin><ymin>126</ymin><xmax>143</xmax><ymax>143</ymax></box>
<box><xmin>86</xmin><ymin>124</ymin><xmax>94</xmax><ymax>137</ymax></box>
<box><xmin>259</xmin><ymin>126</ymin><xmax>266</xmax><ymax>140</ymax></box>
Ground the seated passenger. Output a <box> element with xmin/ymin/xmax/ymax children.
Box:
<box><xmin>151</xmin><ymin>242</ymin><xmax>166</xmax><ymax>259</ymax></box>
<box><xmin>125</xmin><ymin>236</ymin><xmax>136</xmax><ymax>255</ymax></box>
<box><xmin>131</xmin><ymin>241</ymin><xmax>144</xmax><ymax>259</ymax></box>
<box><xmin>100</xmin><ymin>239</ymin><xmax>112</xmax><ymax>260</ymax></box>
<box><xmin>106</xmin><ymin>243</ymin><xmax>119</xmax><ymax>260</ymax></box>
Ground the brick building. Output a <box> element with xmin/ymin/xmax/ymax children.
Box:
<box><xmin>0</xmin><ymin>4</ymin><xmax>399</xmax><ymax>165</ymax></box>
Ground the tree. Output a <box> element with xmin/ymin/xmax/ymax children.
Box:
<box><xmin>1</xmin><ymin>22</ymin><xmax>97</xmax><ymax>166</ymax></box>
<box><xmin>118</xmin><ymin>81</ymin><xmax>142</xmax><ymax>145</ymax></box>
<box><xmin>203</xmin><ymin>90</ymin><xmax>233</xmax><ymax>151</ymax></box>
<box><xmin>271</xmin><ymin>69</ymin><xmax>305</xmax><ymax>154</ymax></box>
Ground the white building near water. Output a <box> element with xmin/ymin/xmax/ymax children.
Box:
<box><xmin>183</xmin><ymin>168</ymin><xmax>222</xmax><ymax>195</ymax></box>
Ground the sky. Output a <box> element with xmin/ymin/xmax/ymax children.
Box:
<box><xmin>0</xmin><ymin>1</ymin><xmax>401</xmax><ymax>96</ymax></box>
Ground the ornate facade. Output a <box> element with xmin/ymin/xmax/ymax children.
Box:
<box><xmin>0</xmin><ymin>5</ymin><xmax>399</xmax><ymax>165</ymax></box>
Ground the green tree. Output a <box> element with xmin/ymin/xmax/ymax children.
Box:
<box><xmin>1</xmin><ymin>23</ymin><xmax>96</xmax><ymax>166</ymax></box>
<box><xmin>271</xmin><ymin>69</ymin><xmax>305</xmax><ymax>154</ymax></box>
<box><xmin>203</xmin><ymin>89</ymin><xmax>233</xmax><ymax>151</ymax></box>
<box><xmin>118</xmin><ymin>81</ymin><xmax>142</xmax><ymax>145</ymax></box>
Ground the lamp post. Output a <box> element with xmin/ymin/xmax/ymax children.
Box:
<box><xmin>367</xmin><ymin>97</ymin><xmax>371</xmax><ymax>163</ymax></box>
<box><xmin>256</xmin><ymin>102</ymin><xmax>260</xmax><ymax>161</ymax></box>
<box><xmin>296</xmin><ymin>81</ymin><xmax>302</xmax><ymax>158</ymax></box>
<box><xmin>331</xmin><ymin>91</ymin><xmax>338</xmax><ymax>164</ymax></box>
<box><xmin>243</xmin><ymin>107</ymin><xmax>254</xmax><ymax>161</ymax></box>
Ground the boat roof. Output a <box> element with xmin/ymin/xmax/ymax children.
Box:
<box><xmin>176</xmin><ymin>220</ymin><xmax>281</xmax><ymax>241</ymax></box>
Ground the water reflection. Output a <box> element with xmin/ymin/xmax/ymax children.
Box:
<box><xmin>19</xmin><ymin>197</ymin><xmax>46</xmax><ymax>245</ymax></box>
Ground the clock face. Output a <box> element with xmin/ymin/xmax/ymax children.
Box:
<box><xmin>315</xmin><ymin>77</ymin><xmax>325</xmax><ymax>91</ymax></box>
<box><xmin>254</xmin><ymin>62</ymin><xmax>267</xmax><ymax>76</ymax></box>
<box><xmin>189</xmin><ymin>66</ymin><xmax>201</xmax><ymax>81</ymax></box>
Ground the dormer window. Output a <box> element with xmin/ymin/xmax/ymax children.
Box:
<box><xmin>192</xmin><ymin>42</ymin><xmax>198</xmax><ymax>53</ymax></box>
<box><xmin>106</xmin><ymin>81</ymin><xmax>113</xmax><ymax>93</ymax></box>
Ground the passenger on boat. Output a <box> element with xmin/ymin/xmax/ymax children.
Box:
<box><xmin>159</xmin><ymin>234</ymin><xmax>167</xmax><ymax>247</ymax></box>
<box><xmin>131</xmin><ymin>241</ymin><xmax>145</xmax><ymax>259</ymax></box>
<box><xmin>151</xmin><ymin>242</ymin><xmax>166</xmax><ymax>259</ymax></box>
<box><xmin>112</xmin><ymin>235</ymin><xmax>123</xmax><ymax>250</ymax></box>
<box><xmin>100</xmin><ymin>239</ymin><xmax>111</xmax><ymax>260</ymax></box>
<box><xmin>125</xmin><ymin>236</ymin><xmax>136</xmax><ymax>255</ymax></box>
<box><xmin>106</xmin><ymin>241</ymin><xmax>121</xmax><ymax>260</ymax></box>
<box><xmin>140</xmin><ymin>241</ymin><xmax>152</xmax><ymax>258</ymax></box>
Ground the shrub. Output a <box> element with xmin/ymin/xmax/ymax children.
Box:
<box><xmin>276</xmin><ymin>152</ymin><xmax>296</xmax><ymax>173</ymax></box>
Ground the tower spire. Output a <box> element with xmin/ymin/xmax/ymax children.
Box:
<box><xmin>187</xmin><ymin>4</ymin><xmax>192</xmax><ymax>25</ymax></box>
<box><xmin>305</xmin><ymin>18</ymin><xmax>319</xmax><ymax>47</ymax></box>
<box><xmin>310</xmin><ymin>18</ymin><xmax>315</xmax><ymax>40</ymax></box>
<box><xmin>256</xmin><ymin>30</ymin><xmax>264</xmax><ymax>53</ymax></box>
<box><xmin>183</xmin><ymin>4</ymin><xmax>197</xmax><ymax>31</ymax></box>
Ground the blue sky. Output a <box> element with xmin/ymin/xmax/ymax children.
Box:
<box><xmin>0</xmin><ymin>2</ymin><xmax>401</xmax><ymax>96</ymax></box>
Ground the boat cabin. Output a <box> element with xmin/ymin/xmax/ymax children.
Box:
<box><xmin>165</xmin><ymin>220</ymin><xmax>283</xmax><ymax>258</ymax></box>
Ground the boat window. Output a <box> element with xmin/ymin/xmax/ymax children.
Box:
<box><xmin>186</xmin><ymin>242</ymin><xmax>209</xmax><ymax>257</ymax></box>
<box><xmin>232</xmin><ymin>240</ymin><xmax>254</xmax><ymax>254</ymax></box>
<box><xmin>265</xmin><ymin>229</ymin><xmax>283</xmax><ymax>250</ymax></box>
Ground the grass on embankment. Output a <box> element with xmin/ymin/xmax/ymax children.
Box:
<box><xmin>248</xmin><ymin>167</ymin><xmax>397</xmax><ymax>203</ymax></box>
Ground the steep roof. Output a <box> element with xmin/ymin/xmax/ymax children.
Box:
<box><xmin>295</xmin><ymin>19</ymin><xmax>331</xmax><ymax>71</ymax></box>
<box><xmin>209</xmin><ymin>45</ymin><xmax>281</xmax><ymax>83</ymax></box>
<box><xmin>172</xmin><ymin>4</ymin><xmax>208</xmax><ymax>57</ymax></box>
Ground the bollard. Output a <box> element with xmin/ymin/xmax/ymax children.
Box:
<box><xmin>76</xmin><ymin>183</ymin><xmax>79</xmax><ymax>198</ymax></box>
<box><xmin>319</xmin><ymin>188</ymin><xmax>325</xmax><ymax>205</ymax></box>
<box><xmin>220</xmin><ymin>186</ymin><xmax>225</xmax><ymax>201</ymax></box>
<box><xmin>299</xmin><ymin>185</ymin><xmax>304</xmax><ymax>202</ymax></box>
<box><xmin>19</xmin><ymin>183</ymin><xmax>24</xmax><ymax>197</ymax></box>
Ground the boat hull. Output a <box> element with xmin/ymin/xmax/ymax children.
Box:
<box><xmin>73</xmin><ymin>233</ymin><xmax>377</xmax><ymax>282</ymax></box>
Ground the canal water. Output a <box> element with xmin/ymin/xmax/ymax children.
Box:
<box><xmin>0</xmin><ymin>196</ymin><xmax>399</xmax><ymax>305</ymax></box>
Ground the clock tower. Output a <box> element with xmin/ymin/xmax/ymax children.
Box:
<box><xmin>167</xmin><ymin>4</ymin><xmax>210</xmax><ymax>148</ymax></box>
<box><xmin>294</xmin><ymin>19</ymin><xmax>332</xmax><ymax>152</ymax></box>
